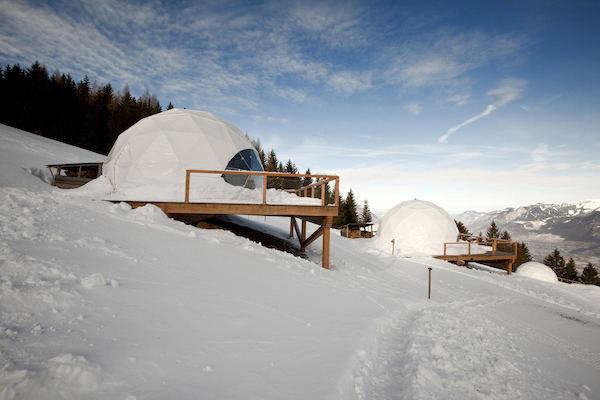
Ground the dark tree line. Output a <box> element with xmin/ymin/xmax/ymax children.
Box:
<box><xmin>0</xmin><ymin>61</ymin><xmax>163</xmax><ymax>155</ymax></box>
<box><xmin>543</xmin><ymin>248</ymin><xmax>600</xmax><ymax>285</ymax></box>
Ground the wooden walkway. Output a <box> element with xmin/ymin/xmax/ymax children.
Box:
<box><xmin>434</xmin><ymin>234</ymin><xmax>518</xmax><ymax>274</ymax></box>
<box><xmin>124</xmin><ymin>170</ymin><xmax>340</xmax><ymax>269</ymax></box>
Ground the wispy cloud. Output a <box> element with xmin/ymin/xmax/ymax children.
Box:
<box><xmin>0</xmin><ymin>0</ymin><xmax>533</xmax><ymax>112</ymax></box>
<box><xmin>438</xmin><ymin>105</ymin><xmax>496</xmax><ymax>143</ymax></box>
<box><xmin>486</xmin><ymin>78</ymin><xmax>527</xmax><ymax>106</ymax></box>
<box><xmin>403</xmin><ymin>102</ymin><xmax>423</xmax><ymax>115</ymax></box>
<box><xmin>448</xmin><ymin>93</ymin><xmax>471</xmax><ymax>106</ymax></box>
<box><xmin>327</xmin><ymin>70</ymin><xmax>373</xmax><ymax>95</ymax></box>
<box><xmin>438</xmin><ymin>78</ymin><xmax>528</xmax><ymax>143</ymax></box>
<box><xmin>384</xmin><ymin>29</ymin><xmax>529</xmax><ymax>89</ymax></box>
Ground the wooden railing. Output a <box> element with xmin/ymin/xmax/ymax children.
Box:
<box><xmin>185</xmin><ymin>170</ymin><xmax>339</xmax><ymax>206</ymax></box>
<box><xmin>558</xmin><ymin>277</ymin><xmax>588</xmax><ymax>285</ymax></box>
<box><xmin>442</xmin><ymin>234</ymin><xmax>518</xmax><ymax>257</ymax></box>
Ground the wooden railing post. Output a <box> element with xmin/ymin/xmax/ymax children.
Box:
<box><xmin>185</xmin><ymin>170</ymin><xmax>191</xmax><ymax>202</ymax></box>
<box><xmin>262</xmin><ymin>174</ymin><xmax>267</xmax><ymax>205</ymax></box>
<box><xmin>334</xmin><ymin>178</ymin><xmax>340</xmax><ymax>206</ymax></box>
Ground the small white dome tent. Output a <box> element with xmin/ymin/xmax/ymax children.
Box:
<box><xmin>377</xmin><ymin>199</ymin><xmax>459</xmax><ymax>255</ymax></box>
<box><xmin>515</xmin><ymin>262</ymin><xmax>559</xmax><ymax>283</ymax></box>
<box><xmin>102</xmin><ymin>108</ymin><xmax>263</xmax><ymax>191</ymax></box>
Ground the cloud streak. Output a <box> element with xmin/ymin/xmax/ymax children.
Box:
<box><xmin>438</xmin><ymin>105</ymin><xmax>496</xmax><ymax>143</ymax></box>
<box><xmin>438</xmin><ymin>78</ymin><xmax>528</xmax><ymax>143</ymax></box>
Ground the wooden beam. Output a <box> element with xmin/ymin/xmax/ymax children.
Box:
<box><xmin>124</xmin><ymin>201</ymin><xmax>338</xmax><ymax>218</ymax></box>
<box><xmin>301</xmin><ymin>226</ymin><xmax>325</xmax><ymax>251</ymax></box>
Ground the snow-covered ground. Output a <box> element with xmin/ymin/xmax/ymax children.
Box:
<box><xmin>1</xmin><ymin>123</ymin><xmax>600</xmax><ymax>400</ymax></box>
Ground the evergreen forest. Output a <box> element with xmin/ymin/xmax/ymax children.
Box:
<box><xmin>0</xmin><ymin>62</ymin><xmax>163</xmax><ymax>155</ymax></box>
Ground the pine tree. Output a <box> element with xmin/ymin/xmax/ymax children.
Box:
<box><xmin>167</xmin><ymin>101</ymin><xmax>174</xmax><ymax>110</ymax></box>
<box><xmin>564</xmin><ymin>258</ymin><xmax>578</xmax><ymax>281</ymax></box>
<box><xmin>344</xmin><ymin>189</ymin><xmax>358</xmax><ymax>225</ymax></box>
<box><xmin>265</xmin><ymin>150</ymin><xmax>278</xmax><ymax>172</ymax></box>
<box><xmin>333</xmin><ymin>195</ymin><xmax>346</xmax><ymax>228</ymax></box>
<box><xmin>514</xmin><ymin>242</ymin><xmax>532</xmax><ymax>269</ymax></box>
<box><xmin>454</xmin><ymin>220</ymin><xmax>470</xmax><ymax>236</ymax></box>
<box><xmin>361</xmin><ymin>199</ymin><xmax>372</xmax><ymax>223</ymax></box>
<box><xmin>581</xmin><ymin>262</ymin><xmax>600</xmax><ymax>285</ymax></box>
<box><xmin>486</xmin><ymin>221</ymin><xmax>500</xmax><ymax>241</ymax></box>
<box><xmin>499</xmin><ymin>230</ymin><xmax>512</xmax><ymax>253</ymax></box>
<box><xmin>543</xmin><ymin>248</ymin><xmax>566</xmax><ymax>278</ymax></box>
<box><xmin>301</xmin><ymin>168</ymin><xmax>313</xmax><ymax>196</ymax></box>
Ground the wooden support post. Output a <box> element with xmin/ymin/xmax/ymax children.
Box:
<box><xmin>507</xmin><ymin>261</ymin><xmax>513</xmax><ymax>275</ymax></box>
<box><xmin>290</xmin><ymin>217</ymin><xmax>295</xmax><ymax>238</ymax></box>
<box><xmin>301</xmin><ymin>219</ymin><xmax>307</xmax><ymax>243</ymax></box>
<box><xmin>322</xmin><ymin>216</ymin><xmax>332</xmax><ymax>269</ymax></box>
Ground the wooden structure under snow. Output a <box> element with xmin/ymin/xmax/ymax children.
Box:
<box><xmin>47</xmin><ymin>162</ymin><xmax>103</xmax><ymax>189</ymax></box>
<box><xmin>123</xmin><ymin>170</ymin><xmax>340</xmax><ymax>269</ymax></box>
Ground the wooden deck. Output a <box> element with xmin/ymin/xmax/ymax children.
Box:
<box><xmin>434</xmin><ymin>234</ymin><xmax>518</xmax><ymax>274</ymax></box>
<box><xmin>124</xmin><ymin>170</ymin><xmax>340</xmax><ymax>269</ymax></box>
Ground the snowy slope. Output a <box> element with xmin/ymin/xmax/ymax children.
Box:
<box><xmin>1</xmin><ymin>123</ymin><xmax>600</xmax><ymax>400</ymax></box>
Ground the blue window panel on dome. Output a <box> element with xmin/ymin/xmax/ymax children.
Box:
<box><xmin>223</xmin><ymin>149</ymin><xmax>264</xmax><ymax>189</ymax></box>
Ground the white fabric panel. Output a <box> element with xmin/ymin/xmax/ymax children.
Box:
<box><xmin>378</xmin><ymin>199</ymin><xmax>459</xmax><ymax>254</ymax></box>
<box><xmin>102</xmin><ymin>109</ymin><xmax>257</xmax><ymax>190</ymax></box>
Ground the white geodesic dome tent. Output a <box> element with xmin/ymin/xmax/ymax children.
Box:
<box><xmin>515</xmin><ymin>262</ymin><xmax>559</xmax><ymax>283</ymax></box>
<box><xmin>377</xmin><ymin>199</ymin><xmax>459</xmax><ymax>255</ymax></box>
<box><xmin>102</xmin><ymin>108</ymin><xmax>263</xmax><ymax>190</ymax></box>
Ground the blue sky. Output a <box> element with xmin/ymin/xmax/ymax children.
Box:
<box><xmin>1</xmin><ymin>0</ymin><xmax>599</xmax><ymax>215</ymax></box>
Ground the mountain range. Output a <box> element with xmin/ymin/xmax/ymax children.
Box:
<box><xmin>454</xmin><ymin>199</ymin><xmax>600</xmax><ymax>267</ymax></box>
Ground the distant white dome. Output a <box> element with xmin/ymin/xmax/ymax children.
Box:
<box><xmin>378</xmin><ymin>199</ymin><xmax>459</xmax><ymax>255</ymax></box>
<box><xmin>515</xmin><ymin>262</ymin><xmax>559</xmax><ymax>283</ymax></box>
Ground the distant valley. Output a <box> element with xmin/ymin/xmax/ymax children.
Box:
<box><xmin>454</xmin><ymin>199</ymin><xmax>600</xmax><ymax>267</ymax></box>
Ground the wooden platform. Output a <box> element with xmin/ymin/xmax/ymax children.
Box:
<box><xmin>124</xmin><ymin>170</ymin><xmax>340</xmax><ymax>269</ymax></box>
<box><xmin>434</xmin><ymin>234</ymin><xmax>518</xmax><ymax>274</ymax></box>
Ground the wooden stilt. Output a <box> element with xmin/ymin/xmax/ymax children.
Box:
<box><xmin>301</xmin><ymin>220</ymin><xmax>307</xmax><ymax>243</ymax></box>
<box><xmin>322</xmin><ymin>216</ymin><xmax>332</xmax><ymax>269</ymax></box>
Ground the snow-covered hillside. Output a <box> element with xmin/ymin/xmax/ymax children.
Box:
<box><xmin>2</xmin><ymin>123</ymin><xmax>600</xmax><ymax>400</ymax></box>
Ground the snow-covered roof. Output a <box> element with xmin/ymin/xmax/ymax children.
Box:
<box><xmin>103</xmin><ymin>109</ymin><xmax>263</xmax><ymax>190</ymax></box>
<box><xmin>377</xmin><ymin>199</ymin><xmax>459</xmax><ymax>255</ymax></box>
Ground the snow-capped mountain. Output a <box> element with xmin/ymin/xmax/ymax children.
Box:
<box><xmin>457</xmin><ymin>200</ymin><xmax>600</xmax><ymax>265</ymax></box>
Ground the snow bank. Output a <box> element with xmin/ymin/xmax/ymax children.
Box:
<box><xmin>515</xmin><ymin>261</ymin><xmax>559</xmax><ymax>283</ymax></box>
